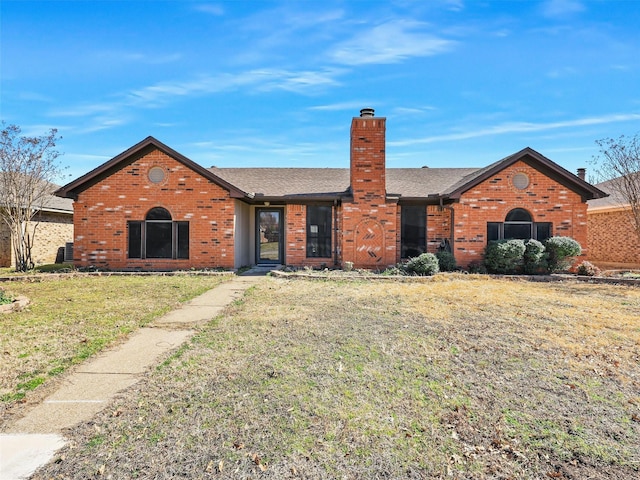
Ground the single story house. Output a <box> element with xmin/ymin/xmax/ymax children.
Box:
<box><xmin>54</xmin><ymin>109</ymin><xmax>607</xmax><ymax>271</ymax></box>
<box><xmin>0</xmin><ymin>191</ymin><xmax>74</xmax><ymax>268</ymax></box>
<box><xmin>587</xmin><ymin>175</ymin><xmax>640</xmax><ymax>268</ymax></box>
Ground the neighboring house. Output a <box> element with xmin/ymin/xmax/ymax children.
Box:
<box><xmin>54</xmin><ymin>109</ymin><xmax>606</xmax><ymax>271</ymax></box>
<box><xmin>0</xmin><ymin>191</ymin><xmax>74</xmax><ymax>268</ymax></box>
<box><xmin>587</xmin><ymin>175</ymin><xmax>640</xmax><ymax>267</ymax></box>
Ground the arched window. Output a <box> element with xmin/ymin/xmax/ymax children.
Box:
<box><xmin>504</xmin><ymin>208</ymin><xmax>533</xmax><ymax>240</ymax></box>
<box><xmin>128</xmin><ymin>207</ymin><xmax>189</xmax><ymax>259</ymax></box>
<box><xmin>487</xmin><ymin>209</ymin><xmax>552</xmax><ymax>242</ymax></box>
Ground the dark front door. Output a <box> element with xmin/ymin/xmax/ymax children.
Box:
<box><xmin>256</xmin><ymin>208</ymin><xmax>284</xmax><ymax>264</ymax></box>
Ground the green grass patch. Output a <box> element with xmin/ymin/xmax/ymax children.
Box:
<box><xmin>28</xmin><ymin>277</ymin><xmax>640</xmax><ymax>479</ymax></box>
<box><xmin>1</xmin><ymin>275</ymin><xmax>228</xmax><ymax>406</ymax></box>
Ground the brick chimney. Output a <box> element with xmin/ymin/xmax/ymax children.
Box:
<box><xmin>350</xmin><ymin>108</ymin><xmax>386</xmax><ymax>202</ymax></box>
<box><xmin>577</xmin><ymin>168</ymin><xmax>586</xmax><ymax>180</ymax></box>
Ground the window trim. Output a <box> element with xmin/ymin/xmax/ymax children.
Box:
<box><xmin>487</xmin><ymin>209</ymin><xmax>552</xmax><ymax>242</ymax></box>
<box><xmin>306</xmin><ymin>205</ymin><xmax>332</xmax><ymax>258</ymax></box>
<box><xmin>401</xmin><ymin>205</ymin><xmax>427</xmax><ymax>259</ymax></box>
<box><xmin>128</xmin><ymin>208</ymin><xmax>189</xmax><ymax>260</ymax></box>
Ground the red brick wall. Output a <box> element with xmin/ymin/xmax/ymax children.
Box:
<box><xmin>588</xmin><ymin>208</ymin><xmax>640</xmax><ymax>265</ymax></box>
<box><xmin>342</xmin><ymin>115</ymin><xmax>397</xmax><ymax>268</ymax></box>
<box><xmin>285</xmin><ymin>204</ymin><xmax>336</xmax><ymax>268</ymax></box>
<box><xmin>427</xmin><ymin>205</ymin><xmax>452</xmax><ymax>253</ymax></box>
<box><xmin>73</xmin><ymin>148</ymin><xmax>235</xmax><ymax>270</ymax></box>
<box><xmin>452</xmin><ymin>161</ymin><xmax>588</xmax><ymax>267</ymax></box>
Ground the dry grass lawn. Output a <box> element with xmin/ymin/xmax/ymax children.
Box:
<box><xmin>0</xmin><ymin>274</ymin><xmax>229</xmax><ymax>417</ymax></box>
<box><xmin>20</xmin><ymin>275</ymin><xmax>640</xmax><ymax>479</ymax></box>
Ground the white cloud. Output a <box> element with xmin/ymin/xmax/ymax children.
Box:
<box><xmin>392</xmin><ymin>106</ymin><xmax>436</xmax><ymax>116</ymax></box>
<box><xmin>541</xmin><ymin>0</ymin><xmax>585</xmax><ymax>18</ymax></box>
<box><xmin>389</xmin><ymin>113</ymin><xmax>640</xmax><ymax>146</ymax></box>
<box><xmin>309</xmin><ymin>102</ymin><xmax>373</xmax><ymax>112</ymax></box>
<box><xmin>330</xmin><ymin>19</ymin><xmax>455</xmax><ymax>65</ymax></box>
<box><xmin>193</xmin><ymin>4</ymin><xmax>224</xmax><ymax>16</ymax></box>
<box><xmin>46</xmin><ymin>67</ymin><xmax>346</xmax><ymax>134</ymax></box>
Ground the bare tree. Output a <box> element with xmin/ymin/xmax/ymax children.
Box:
<box><xmin>0</xmin><ymin>123</ymin><xmax>63</xmax><ymax>271</ymax></box>
<box><xmin>592</xmin><ymin>133</ymin><xmax>640</xmax><ymax>242</ymax></box>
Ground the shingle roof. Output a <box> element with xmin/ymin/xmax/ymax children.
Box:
<box><xmin>0</xmin><ymin>174</ymin><xmax>73</xmax><ymax>213</ymax></box>
<box><xmin>210</xmin><ymin>167</ymin><xmax>482</xmax><ymax>200</ymax></box>
<box><xmin>588</xmin><ymin>173</ymin><xmax>639</xmax><ymax>210</ymax></box>
<box><xmin>54</xmin><ymin>137</ymin><xmax>606</xmax><ymax>204</ymax></box>
<box><xmin>210</xmin><ymin>168</ymin><xmax>350</xmax><ymax>198</ymax></box>
<box><xmin>41</xmin><ymin>193</ymin><xmax>73</xmax><ymax>213</ymax></box>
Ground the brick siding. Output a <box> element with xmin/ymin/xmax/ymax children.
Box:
<box><xmin>0</xmin><ymin>212</ymin><xmax>73</xmax><ymax>268</ymax></box>
<box><xmin>452</xmin><ymin>161</ymin><xmax>588</xmax><ymax>267</ymax></box>
<box><xmin>73</xmin><ymin>149</ymin><xmax>235</xmax><ymax>270</ymax></box>
<box><xmin>588</xmin><ymin>208</ymin><xmax>640</xmax><ymax>265</ymax></box>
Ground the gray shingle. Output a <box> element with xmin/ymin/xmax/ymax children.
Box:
<box><xmin>211</xmin><ymin>167</ymin><xmax>480</xmax><ymax>199</ymax></box>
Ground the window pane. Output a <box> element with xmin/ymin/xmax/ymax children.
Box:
<box><xmin>505</xmin><ymin>208</ymin><xmax>532</xmax><ymax>222</ymax></box>
<box><xmin>146</xmin><ymin>207</ymin><xmax>172</xmax><ymax>221</ymax></box>
<box><xmin>259</xmin><ymin>210</ymin><xmax>281</xmax><ymax>262</ymax></box>
<box><xmin>128</xmin><ymin>221</ymin><xmax>142</xmax><ymax>258</ymax></box>
<box><xmin>176</xmin><ymin>222</ymin><xmax>189</xmax><ymax>259</ymax></box>
<box><xmin>307</xmin><ymin>206</ymin><xmax>332</xmax><ymax>258</ymax></box>
<box><xmin>401</xmin><ymin>206</ymin><xmax>426</xmax><ymax>258</ymax></box>
<box><xmin>535</xmin><ymin>222</ymin><xmax>552</xmax><ymax>241</ymax></box>
<box><xmin>146</xmin><ymin>222</ymin><xmax>172</xmax><ymax>258</ymax></box>
<box><xmin>487</xmin><ymin>222</ymin><xmax>501</xmax><ymax>242</ymax></box>
<box><xmin>504</xmin><ymin>223</ymin><xmax>532</xmax><ymax>240</ymax></box>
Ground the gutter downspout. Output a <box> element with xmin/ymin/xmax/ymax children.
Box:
<box><xmin>440</xmin><ymin>197</ymin><xmax>455</xmax><ymax>252</ymax></box>
<box><xmin>333</xmin><ymin>199</ymin><xmax>339</xmax><ymax>266</ymax></box>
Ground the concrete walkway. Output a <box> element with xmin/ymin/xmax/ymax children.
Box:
<box><xmin>0</xmin><ymin>270</ymin><xmax>268</xmax><ymax>480</ymax></box>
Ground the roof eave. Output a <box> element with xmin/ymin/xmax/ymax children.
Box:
<box><xmin>446</xmin><ymin>147</ymin><xmax>608</xmax><ymax>201</ymax></box>
<box><xmin>54</xmin><ymin>137</ymin><xmax>251</xmax><ymax>200</ymax></box>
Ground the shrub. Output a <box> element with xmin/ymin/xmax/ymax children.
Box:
<box><xmin>484</xmin><ymin>239</ymin><xmax>526</xmax><ymax>274</ymax></box>
<box><xmin>435</xmin><ymin>251</ymin><xmax>457</xmax><ymax>272</ymax></box>
<box><xmin>576</xmin><ymin>261</ymin><xmax>601</xmax><ymax>277</ymax></box>
<box><xmin>404</xmin><ymin>253</ymin><xmax>440</xmax><ymax>276</ymax></box>
<box><xmin>522</xmin><ymin>239</ymin><xmax>546</xmax><ymax>274</ymax></box>
<box><xmin>381</xmin><ymin>266</ymin><xmax>404</xmax><ymax>276</ymax></box>
<box><xmin>467</xmin><ymin>261</ymin><xmax>487</xmax><ymax>274</ymax></box>
<box><xmin>544</xmin><ymin>236</ymin><xmax>582</xmax><ymax>273</ymax></box>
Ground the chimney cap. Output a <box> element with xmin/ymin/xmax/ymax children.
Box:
<box><xmin>360</xmin><ymin>107</ymin><xmax>375</xmax><ymax>117</ymax></box>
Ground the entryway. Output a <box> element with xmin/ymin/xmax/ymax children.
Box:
<box><xmin>256</xmin><ymin>208</ymin><xmax>284</xmax><ymax>265</ymax></box>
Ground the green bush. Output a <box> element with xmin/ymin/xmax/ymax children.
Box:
<box><xmin>381</xmin><ymin>266</ymin><xmax>404</xmax><ymax>276</ymax></box>
<box><xmin>467</xmin><ymin>261</ymin><xmax>487</xmax><ymax>274</ymax></box>
<box><xmin>404</xmin><ymin>253</ymin><xmax>440</xmax><ymax>276</ymax></box>
<box><xmin>523</xmin><ymin>239</ymin><xmax>546</xmax><ymax>274</ymax></box>
<box><xmin>435</xmin><ymin>251</ymin><xmax>457</xmax><ymax>272</ymax></box>
<box><xmin>484</xmin><ymin>239</ymin><xmax>526</xmax><ymax>274</ymax></box>
<box><xmin>544</xmin><ymin>236</ymin><xmax>582</xmax><ymax>273</ymax></box>
<box><xmin>576</xmin><ymin>261</ymin><xmax>600</xmax><ymax>277</ymax></box>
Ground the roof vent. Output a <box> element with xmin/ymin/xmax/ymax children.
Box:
<box><xmin>577</xmin><ymin>168</ymin><xmax>586</xmax><ymax>180</ymax></box>
<box><xmin>360</xmin><ymin>108</ymin><xmax>375</xmax><ymax>117</ymax></box>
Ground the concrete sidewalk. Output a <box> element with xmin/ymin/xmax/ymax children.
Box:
<box><xmin>0</xmin><ymin>270</ymin><xmax>267</xmax><ymax>480</ymax></box>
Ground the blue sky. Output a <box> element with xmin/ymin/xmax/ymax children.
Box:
<box><xmin>2</xmin><ymin>0</ymin><xmax>639</xmax><ymax>182</ymax></box>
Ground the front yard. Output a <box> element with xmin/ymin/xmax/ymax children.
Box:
<box><xmin>0</xmin><ymin>274</ymin><xmax>229</xmax><ymax>414</ymax></box>
<box><xmin>5</xmin><ymin>275</ymin><xmax>640</xmax><ymax>479</ymax></box>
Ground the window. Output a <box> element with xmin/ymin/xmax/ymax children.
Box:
<box><xmin>128</xmin><ymin>207</ymin><xmax>189</xmax><ymax>259</ymax></box>
<box><xmin>148</xmin><ymin>166</ymin><xmax>166</xmax><ymax>184</ymax></box>
<box><xmin>307</xmin><ymin>205</ymin><xmax>332</xmax><ymax>258</ymax></box>
<box><xmin>512</xmin><ymin>173</ymin><xmax>530</xmax><ymax>190</ymax></box>
<box><xmin>487</xmin><ymin>208</ymin><xmax>552</xmax><ymax>242</ymax></box>
<box><xmin>401</xmin><ymin>205</ymin><xmax>426</xmax><ymax>258</ymax></box>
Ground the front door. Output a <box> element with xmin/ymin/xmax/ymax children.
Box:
<box><xmin>256</xmin><ymin>208</ymin><xmax>284</xmax><ymax>264</ymax></box>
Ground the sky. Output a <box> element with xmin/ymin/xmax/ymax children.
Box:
<box><xmin>1</xmin><ymin>0</ymin><xmax>640</xmax><ymax>183</ymax></box>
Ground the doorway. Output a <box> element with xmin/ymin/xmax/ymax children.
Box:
<box><xmin>256</xmin><ymin>208</ymin><xmax>284</xmax><ymax>264</ymax></box>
